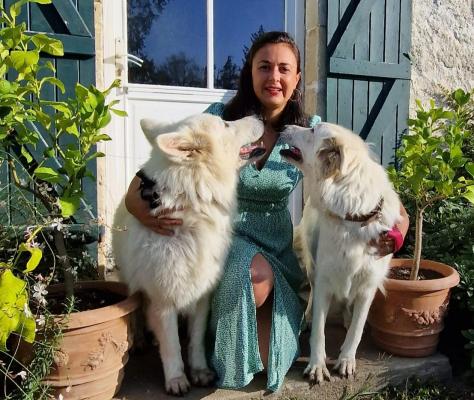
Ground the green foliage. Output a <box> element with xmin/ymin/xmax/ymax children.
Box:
<box><xmin>0</xmin><ymin>270</ymin><xmax>36</xmax><ymax>349</ymax></box>
<box><xmin>0</xmin><ymin>0</ymin><xmax>125</xmax><ymax>300</ymax></box>
<box><xmin>389</xmin><ymin>89</ymin><xmax>474</xmax><ymax>209</ymax></box>
<box><xmin>371</xmin><ymin>378</ymin><xmax>473</xmax><ymax>400</ymax></box>
<box><xmin>0</xmin><ymin>0</ymin><xmax>123</xmax><ymax>219</ymax></box>
<box><xmin>2</xmin><ymin>299</ymin><xmax>73</xmax><ymax>400</ymax></box>
<box><xmin>464</xmin><ymin>329</ymin><xmax>474</xmax><ymax>369</ymax></box>
<box><xmin>0</xmin><ymin>226</ymin><xmax>43</xmax><ymax>351</ymax></box>
<box><xmin>397</xmin><ymin>91</ymin><xmax>474</xmax><ymax>373</ymax></box>
<box><xmin>0</xmin><ymin>1</ymin><xmax>125</xmax><ymax>397</ymax></box>
<box><xmin>389</xmin><ymin>89</ymin><xmax>474</xmax><ymax>279</ymax></box>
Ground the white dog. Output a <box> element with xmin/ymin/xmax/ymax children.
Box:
<box><xmin>112</xmin><ymin>113</ymin><xmax>264</xmax><ymax>395</ymax></box>
<box><xmin>280</xmin><ymin>123</ymin><xmax>401</xmax><ymax>383</ymax></box>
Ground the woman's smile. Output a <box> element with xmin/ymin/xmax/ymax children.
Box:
<box><xmin>265</xmin><ymin>86</ymin><xmax>282</xmax><ymax>96</ymax></box>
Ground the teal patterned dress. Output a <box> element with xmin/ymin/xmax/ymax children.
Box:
<box><xmin>205</xmin><ymin>102</ymin><xmax>320</xmax><ymax>392</ymax></box>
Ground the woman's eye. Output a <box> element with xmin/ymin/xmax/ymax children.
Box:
<box><xmin>259</xmin><ymin>65</ymin><xmax>269</xmax><ymax>71</ymax></box>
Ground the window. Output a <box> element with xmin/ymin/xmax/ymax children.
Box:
<box><xmin>127</xmin><ymin>0</ymin><xmax>285</xmax><ymax>89</ymax></box>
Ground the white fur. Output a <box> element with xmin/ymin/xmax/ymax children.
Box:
<box><xmin>281</xmin><ymin>122</ymin><xmax>401</xmax><ymax>383</ymax></box>
<box><xmin>112</xmin><ymin>113</ymin><xmax>263</xmax><ymax>395</ymax></box>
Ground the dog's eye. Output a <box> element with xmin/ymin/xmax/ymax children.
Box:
<box><xmin>223</xmin><ymin>121</ymin><xmax>230</xmax><ymax>128</ymax></box>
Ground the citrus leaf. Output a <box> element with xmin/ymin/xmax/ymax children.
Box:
<box><xmin>18</xmin><ymin>243</ymin><xmax>43</xmax><ymax>273</ymax></box>
<box><xmin>0</xmin><ymin>270</ymin><xmax>36</xmax><ymax>350</ymax></box>
<box><xmin>34</xmin><ymin>166</ymin><xmax>62</xmax><ymax>183</ymax></box>
<box><xmin>466</xmin><ymin>162</ymin><xmax>474</xmax><ymax>178</ymax></box>
<box><xmin>59</xmin><ymin>195</ymin><xmax>81</xmax><ymax>218</ymax></box>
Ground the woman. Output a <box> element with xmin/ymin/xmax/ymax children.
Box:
<box><xmin>125</xmin><ymin>31</ymin><xmax>409</xmax><ymax>392</ymax></box>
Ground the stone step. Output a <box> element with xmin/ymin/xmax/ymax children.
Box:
<box><xmin>114</xmin><ymin>324</ymin><xmax>451</xmax><ymax>400</ymax></box>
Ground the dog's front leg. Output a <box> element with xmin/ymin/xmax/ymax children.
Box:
<box><xmin>335</xmin><ymin>288</ymin><xmax>376</xmax><ymax>378</ymax></box>
<box><xmin>304</xmin><ymin>277</ymin><xmax>332</xmax><ymax>384</ymax></box>
<box><xmin>187</xmin><ymin>294</ymin><xmax>215</xmax><ymax>386</ymax></box>
<box><xmin>146</xmin><ymin>304</ymin><xmax>190</xmax><ymax>396</ymax></box>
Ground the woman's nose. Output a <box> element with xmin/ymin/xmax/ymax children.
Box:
<box><xmin>269</xmin><ymin>67</ymin><xmax>280</xmax><ymax>82</ymax></box>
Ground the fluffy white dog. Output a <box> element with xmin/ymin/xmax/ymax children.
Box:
<box><xmin>280</xmin><ymin>123</ymin><xmax>401</xmax><ymax>383</ymax></box>
<box><xmin>112</xmin><ymin>113</ymin><xmax>264</xmax><ymax>395</ymax></box>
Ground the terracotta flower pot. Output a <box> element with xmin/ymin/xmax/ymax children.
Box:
<box><xmin>43</xmin><ymin>281</ymin><xmax>140</xmax><ymax>400</ymax></box>
<box><xmin>367</xmin><ymin>258</ymin><xmax>459</xmax><ymax>357</ymax></box>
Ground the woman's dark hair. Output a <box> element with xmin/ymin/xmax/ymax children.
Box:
<box><xmin>223</xmin><ymin>31</ymin><xmax>308</xmax><ymax>130</ymax></box>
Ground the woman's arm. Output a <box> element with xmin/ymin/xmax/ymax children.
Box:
<box><xmin>396</xmin><ymin>202</ymin><xmax>409</xmax><ymax>238</ymax></box>
<box><xmin>124</xmin><ymin>175</ymin><xmax>182</xmax><ymax>236</ymax></box>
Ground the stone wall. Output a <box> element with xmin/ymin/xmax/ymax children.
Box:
<box><xmin>410</xmin><ymin>0</ymin><xmax>474</xmax><ymax>109</ymax></box>
<box><xmin>304</xmin><ymin>0</ymin><xmax>327</xmax><ymax>121</ymax></box>
<box><xmin>304</xmin><ymin>0</ymin><xmax>474</xmax><ymax>115</ymax></box>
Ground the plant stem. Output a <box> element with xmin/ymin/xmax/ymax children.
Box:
<box><xmin>410</xmin><ymin>207</ymin><xmax>424</xmax><ymax>280</ymax></box>
<box><xmin>53</xmin><ymin>230</ymin><xmax>74</xmax><ymax>300</ymax></box>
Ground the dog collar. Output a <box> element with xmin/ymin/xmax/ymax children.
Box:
<box><xmin>136</xmin><ymin>169</ymin><xmax>161</xmax><ymax>209</ymax></box>
<box><xmin>327</xmin><ymin>198</ymin><xmax>384</xmax><ymax>227</ymax></box>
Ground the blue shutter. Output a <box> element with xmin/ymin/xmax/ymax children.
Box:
<box><xmin>326</xmin><ymin>0</ymin><xmax>412</xmax><ymax>165</ymax></box>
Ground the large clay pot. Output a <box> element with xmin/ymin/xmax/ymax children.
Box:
<box><xmin>44</xmin><ymin>281</ymin><xmax>140</xmax><ymax>400</ymax></box>
<box><xmin>368</xmin><ymin>259</ymin><xmax>459</xmax><ymax>357</ymax></box>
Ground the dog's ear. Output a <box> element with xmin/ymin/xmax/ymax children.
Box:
<box><xmin>156</xmin><ymin>132</ymin><xmax>194</xmax><ymax>158</ymax></box>
<box><xmin>318</xmin><ymin>137</ymin><xmax>342</xmax><ymax>178</ymax></box>
<box><xmin>156</xmin><ymin>132</ymin><xmax>212</xmax><ymax>160</ymax></box>
<box><xmin>140</xmin><ymin>118</ymin><xmax>172</xmax><ymax>145</ymax></box>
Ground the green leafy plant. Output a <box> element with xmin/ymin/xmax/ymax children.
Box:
<box><xmin>396</xmin><ymin>92</ymin><xmax>474</xmax><ymax>374</ymax></box>
<box><xmin>0</xmin><ymin>0</ymin><xmax>124</xmax><ymax>300</ymax></box>
<box><xmin>0</xmin><ymin>1</ymin><xmax>125</xmax><ymax>396</ymax></box>
<box><xmin>371</xmin><ymin>377</ymin><xmax>473</xmax><ymax>400</ymax></box>
<box><xmin>464</xmin><ymin>329</ymin><xmax>474</xmax><ymax>369</ymax></box>
<box><xmin>388</xmin><ymin>89</ymin><xmax>474</xmax><ymax>280</ymax></box>
<box><xmin>0</xmin><ymin>227</ymin><xmax>42</xmax><ymax>351</ymax></box>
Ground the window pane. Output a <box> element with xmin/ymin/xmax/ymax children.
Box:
<box><xmin>214</xmin><ymin>0</ymin><xmax>285</xmax><ymax>90</ymax></box>
<box><xmin>128</xmin><ymin>0</ymin><xmax>207</xmax><ymax>87</ymax></box>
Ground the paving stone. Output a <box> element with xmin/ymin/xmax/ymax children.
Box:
<box><xmin>114</xmin><ymin>323</ymin><xmax>451</xmax><ymax>400</ymax></box>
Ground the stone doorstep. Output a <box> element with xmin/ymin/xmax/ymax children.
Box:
<box><xmin>114</xmin><ymin>324</ymin><xmax>452</xmax><ymax>400</ymax></box>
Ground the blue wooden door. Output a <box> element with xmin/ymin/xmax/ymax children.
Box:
<box><xmin>326</xmin><ymin>0</ymin><xmax>412</xmax><ymax>166</ymax></box>
<box><xmin>2</xmin><ymin>0</ymin><xmax>96</xmax><ymax>227</ymax></box>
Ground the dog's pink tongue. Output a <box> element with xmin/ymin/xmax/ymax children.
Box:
<box><xmin>240</xmin><ymin>144</ymin><xmax>265</xmax><ymax>159</ymax></box>
<box><xmin>290</xmin><ymin>146</ymin><xmax>302</xmax><ymax>159</ymax></box>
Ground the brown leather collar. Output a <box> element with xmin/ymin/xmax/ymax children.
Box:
<box><xmin>327</xmin><ymin>198</ymin><xmax>384</xmax><ymax>226</ymax></box>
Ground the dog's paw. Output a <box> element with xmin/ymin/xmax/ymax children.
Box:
<box><xmin>165</xmin><ymin>374</ymin><xmax>190</xmax><ymax>396</ymax></box>
<box><xmin>190</xmin><ymin>368</ymin><xmax>215</xmax><ymax>387</ymax></box>
<box><xmin>335</xmin><ymin>356</ymin><xmax>356</xmax><ymax>378</ymax></box>
<box><xmin>303</xmin><ymin>362</ymin><xmax>332</xmax><ymax>385</ymax></box>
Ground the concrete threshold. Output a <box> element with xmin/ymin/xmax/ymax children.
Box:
<box><xmin>114</xmin><ymin>324</ymin><xmax>451</xmax><ymax>400</ymax></box>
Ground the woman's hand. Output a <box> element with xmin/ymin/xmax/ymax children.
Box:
<box><xmin>124</xmin><ymin>176</ymin><xmax>182</xmax><ymax>236</ymax></box>
<box><xmin>371</xmin><ymin>202</ymin><xmax>410</xmax><ymax>258</ymax></box>
<box><xmin>370</xmin><ymin>231</ymin><xmax>398</xmax><ymax>257</ymax></box>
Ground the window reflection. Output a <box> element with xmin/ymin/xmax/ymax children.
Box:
<box><xmin>127</xmin><ymin>0</ymin><xmax>284</xmax><ymax>88</ymax></box>
<box><xmin>214</xmin><ymin>0</ymin><xmax>285</xmax><ymax>90</ymax></box>
<box><xmin>128</xmin><ymin>0</ymin><xmax>207</xmax><ymax>87</ymax></box>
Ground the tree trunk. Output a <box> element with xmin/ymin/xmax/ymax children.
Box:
<box><xmin>410</xmin><ymin>208</ymin><xmax>423</xmax><ymax>280</ymax></box>
<box><xmin>53</xmin><ymin>230</ymin><xmax>74</xmax><ymax>300</ymax></box>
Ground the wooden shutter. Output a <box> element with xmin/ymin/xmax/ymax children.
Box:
<box><xmin>2</xmin><ymin>1</ymin><xmax>96</xmax><ymax>229</ymax></box>
<box><xmin>326</xmin><ymin>0</ymin><xmax>412</xmax><ymax>166</ymax></box>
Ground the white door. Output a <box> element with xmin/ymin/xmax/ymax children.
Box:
<box><xmin>99</xmin><ymin>0</ymin><xmax>306</xmax><ymax>266</ymax></box>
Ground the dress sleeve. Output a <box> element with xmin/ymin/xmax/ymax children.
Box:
<box><xmin>203</xmin><ymin>102</ymin><xmax>225</xmax><ymax>117</ymax></box>
<box><xmin>308</xmin><ymin>115</ymin><xmax>322</xmax><ymax>127</ymax></box>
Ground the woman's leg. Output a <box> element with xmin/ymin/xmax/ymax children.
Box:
<box><xmin>250</xmin><ymin>253</ymin><xmax>274</xmax><ymax>368</ymax></box>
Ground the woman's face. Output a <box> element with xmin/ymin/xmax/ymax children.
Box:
<box><xmin>251</xmin><ymin>43</ymin><xmax>301</xmax><ymax>117</ymax></box>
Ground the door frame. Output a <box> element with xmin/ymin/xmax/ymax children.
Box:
<box><xmin>97</xmin><ymin>0</ymin><xmax>306</xmax><ymax>270</ymax></box>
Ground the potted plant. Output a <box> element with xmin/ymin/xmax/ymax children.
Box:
<box><xmin>368</xmin><ymin>88</ymin><xmax>474</xmax><ymax>357</ymax></box>
<box><xmin>0</xmin><ymin>1</ymin><xmax>139</xmax><ymax>398</ymax></box>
